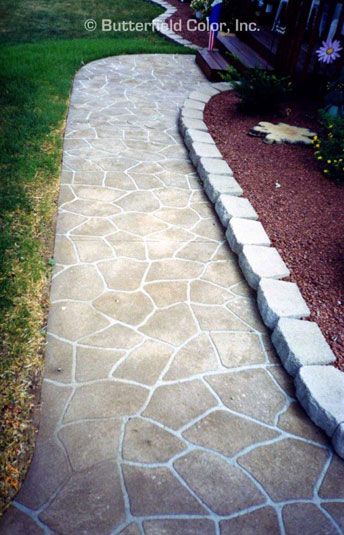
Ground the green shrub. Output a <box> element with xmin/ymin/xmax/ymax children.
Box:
<box><xmin>313</xmin><ymin>112</ymin><xmax>344</xmax><ymax>183</ymax></box>
<box><xmin>190</xmin><ymin>0</ymin><xmax>212</xmax><ymax>17</ymax></box>
<box><xmin>233</xmin><ymin>69</ymin><xmax>291</xmax><ymax>114</ymax></box>
<box><xmin>221</xmin><ymin>63</ymin><xmax>240</xmax><ymax>83</ymax></box>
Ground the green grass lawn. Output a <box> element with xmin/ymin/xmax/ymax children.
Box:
<box><xmin>0</xmin><ymin>0</ymin><xmax>191</xmax><ymax>512</ymax></box>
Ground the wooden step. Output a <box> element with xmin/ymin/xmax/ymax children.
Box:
<box><xmin>216</xmin><ymin>34</ymin><xmax>273</xmax><ymax>72</ymax></box>
<box><xmin>240</xmin><ymin>29</ymin><xmax>279</xmax><ymax>64</ymax></box>
<box><xmin>195</xmin><ymin>49</ymin><xmax>229</xmax><ymax>82</ymax></box>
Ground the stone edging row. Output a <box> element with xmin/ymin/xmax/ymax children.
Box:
<box><xmin>179</xmin><ymin>85</ymin><xmax>344</xmax><ymax>459</ymax></box>
<box><xmin>148</xmin><ymin>0</ymin><xmax>201</xmax><ymax>49</ymax></box>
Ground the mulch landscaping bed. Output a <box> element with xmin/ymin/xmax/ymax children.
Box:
<box><xmin>205</xmin><ymin>91</ymin><xmax>344</xmax><ymax>370</ymax></box>
<box><xmin>166</xmin><ymin>0</ymin><xmax>209</xmax><ymax>47</ymax></box>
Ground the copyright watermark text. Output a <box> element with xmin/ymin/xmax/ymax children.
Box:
<box><xmin>84</xmin><ymin>19</ymin><xmax>97</xmax><ymax>31</ymax></box>
<box><xmin>84</xmin><ymin>18</ymin><xmax>260</xmax><ymax>33</ymax></box>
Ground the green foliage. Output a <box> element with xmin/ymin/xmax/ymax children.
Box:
<box><xmin>0</xmin><ymin>0</ymin><xmax>163</xmax><ymax>43</ymax></box>
<box><xmin>221</xmin><ymin>62</ymin><xmax>240</xmax><ymax>83</ymax></box>
<box><xmin>233</xmin><ymin>69</ymin><xmax>291</xmax><ymax>114</ymax></box>
<box><xmin>190</xmin><ymin>0</ymin><xmax>212</xmax><ymax>17</ymax></box>
<box><xmin>313</xmin><ymin>112</ymin><xmax>344</xmax><ymax>183</ymax></box>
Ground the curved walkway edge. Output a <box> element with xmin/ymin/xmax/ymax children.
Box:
<box><xmin>178</xmin><ymin>89</ymin><xmax>344</xmax><ymax>460</ymax></box>
<box><xmin>148</xmin><ymin>0</ymin><xmax>201</xmax><ymax>50</ymax></box>
<box><xmin>1</xmin><ymin>54</ymin><xmax>344</xmax><ymax>535</ymax></box>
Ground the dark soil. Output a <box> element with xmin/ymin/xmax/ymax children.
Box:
<box><xmin>166</xmin><ymin>0</ymin><xmax>209</xmax><ymax>47</ymax></box>
<box><xmin>205</xmin><ymin>91</ymin><xmax>344</xmax><ymax>370</ymax></box>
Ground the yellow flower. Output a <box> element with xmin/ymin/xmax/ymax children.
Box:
<box><xmin>317</xmin><ymin>156</ymin><xmax>323</xmax><ymax>160</ymax></box>
<box><xmin>313</xmin><ymin>135</ymin><xmax>318</xmax><ymax>141</ymax></box>
<box><xmin>316</xmin><ymin>144</ymin><xmax>320</xmax><ymax>148</ymax></box>
<box><xmin>324</xmin><ymin>169</ymin><xmax>329</xmax><ymax>173</ymax></box>
<box><xmin>327</xmin><ymin>160</ymin><xmax>332</xmax><ymax>164</ymax></box>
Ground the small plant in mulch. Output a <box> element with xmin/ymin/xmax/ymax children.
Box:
<box><xmin>190</xmin><ymin>0</ymin><xmax>211</xmax><ymax>19</ymax></box>
<box><xmin>313</xmin><ymin>112</ymin><xmax>344</xmax><ymax>183</ymax></box>
<box><xmin>232</xmin><ymin>68</ymin><xmax>292</xmax><ymax>114</ymax></box>
<box><xmin>221</xmin><ymin>60</ymin><xmax>240</xmax><ymax>83</ymax></box>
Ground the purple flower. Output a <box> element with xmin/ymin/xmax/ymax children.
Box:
<box><xmin>316</xmin><ymin>39</ymin><xmax>342</xmax><ymax>64</ymax></box>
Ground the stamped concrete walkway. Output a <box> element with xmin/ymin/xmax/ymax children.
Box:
<box><xmin>3</xmin><ymin>55</ymin><xmax>344</xmax><ymax>535</ymax></box>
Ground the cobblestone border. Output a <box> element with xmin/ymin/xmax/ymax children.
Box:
<box><xmin>179</xmin><ymin>86</ymin><xmax>344</xmax><ymax>460</ymax></box>
<box><xmin>148</xmin><ymin>0</ymin><xmax>201</xmax><ymax>49</ymax></box>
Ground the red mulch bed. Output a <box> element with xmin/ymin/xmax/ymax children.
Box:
<box><xmin>166</xmin><ymin>0</ymin><xmax>209</xmax><ymax>47</ymax></box>
<box><xmin>205</xmin><ymin>92</ymin><xmax>344</xmax><ymax>370</ymax></box>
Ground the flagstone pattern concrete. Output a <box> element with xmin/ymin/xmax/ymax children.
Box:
<box><xmin>4</xmin><ymin>55</ymin><xmax>344</xmax><ymax>534</ymax></box>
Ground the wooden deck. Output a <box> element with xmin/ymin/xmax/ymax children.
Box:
<box><xmin>195</xmin><ymin>33</ymin><xmax>273</xmax><ymax>82</ymax></box>
<box><xmin>216</xmin><ymin>34</ymin><xmax>273</xmax><ymax>71</ymax></box>
<box><xmin>240</xmin><ymin>29</ymin><xmax>281</xmax><ymax>64</ymax></box>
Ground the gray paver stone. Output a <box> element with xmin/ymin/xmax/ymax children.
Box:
<box><xmin>239</xmin><ymin>245</ymin><xmax>290</xmax><ymax>289</ymax></box>
<box><xmin>181</xmin><ymin>107</ymin><xmax>204</xmax><ymax>120</ymax></box>
<box><xmin>212</xmin><ymin>82</ymin><xmax>234</xmax><ymax>91</ymax></box>
<box><xmin>188</xmin><ymin>91</ymin><xmax>214</xmax><ymax>103</ymax></box>
<box><xmin>189</xmin><ymin>142</ymin><xmax>222</xmax><ymax>166</ymax></box>
<box><xmin>196</xmin><ymin>84</ymin><xmax>221</xmax><ymax>96</ymax></box>
<box><xmin>183</xmin><ymin>99</ymin><xmax>206</xmax><ymax>111</ymax></box>
<box><xmin>184</xmin><ymin>129</ymin><xmax>214</xmax><ymax>150</ymax></box>
<box><xmin>272</xmin><ymin>318</ymin><xmax>336</xmax><ymax>376</ymax></box>
<box><xmin>204</xmin><ymin>175</ymin><xmax>243</xmax><ymax>203</ymax></box>
<box><xmin>226</xmin><ymin>218</ymin><xmax>271</xmax><ymax>254</ymax></box>
<box><xmin>215</xmin><ymin>195</ymin><xmax>258</xmax><ymax>227</ymax></box>
<box><xmin>197</xmin><ymin>158</ymin><xmax>233</xmax><ymax>182</ymax></box>
<box><xmin>257</xmin><ymin>279</ymin><xmax>310</xmax><ymax>329</ymax></box>
<box><xmin>295</xmin><ymin>366</ymin><xmax>344</xmax><ymax>438</ymax></box>
<box><xmin>179</xmin><ymin>115</ymin><xmax>208</xmax><ymax>135</ymax></box>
